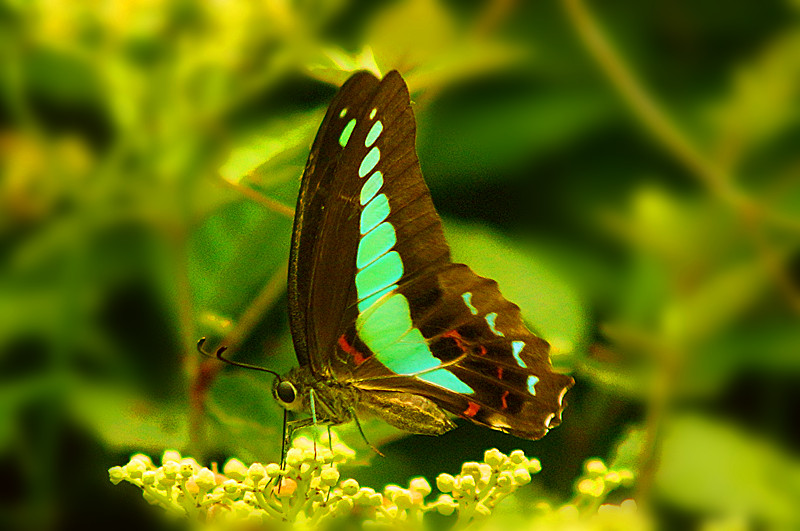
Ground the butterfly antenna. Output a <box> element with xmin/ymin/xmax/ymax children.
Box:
<box><xmin>196</xmin><ymin>337</ymin><xmax>281</xmax><ymax>378</ymax></box>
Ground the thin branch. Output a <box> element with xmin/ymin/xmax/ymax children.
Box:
<box><xmin>560</xmin><ymin>0</ymin><xmax>748</xmax><ymax>208</ymax></box>
<box><xmin>219</xmin><ymin>176</ymin><xmax>296</xmax><ymax>219</ymax></box>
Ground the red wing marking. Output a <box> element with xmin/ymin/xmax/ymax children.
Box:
<box><xmin>443</xmin><ymin>329</ymin><xmax>469</xmax><ymax>353</ymax></box>
<box><xmin>500</xmin><ymin>390</ymin><xmax>509</xmax><ymax>410</ymax></box>
<box><xmin>463</xmin><ymin>401</ymin><xmax>480</xmax><ymax>418</ymax></box>
<box><xmin>338</xmin><ymin>334</ymin><xmax>365</xmax><ymax>365</ymax></box>
<box><xmin>497</xmin><ymin>367</ymin><xmax>504</xmax><ymax>380</ymax></box>
<box><xmin>479</xmin><ymin>345</ymin><xmax>487</xmax><ymax>356</ymax></box>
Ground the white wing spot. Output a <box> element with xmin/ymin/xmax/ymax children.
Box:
<box><xmin>557</xmin><ymin>387</ymin><xmax>568</xmax><ymax>407</ymax></box>
<box><xmin>339</xmin><ymin>107</ymin><xmax>348</xmax><ymax>118</ymax></box>
<box><xmin>544</xmin><ymin>413</ymin><xmax>555</xmax><ymax>428</ymax></box>
<box><xmin>369</xmin><ymin>108</ymin><xmax>377</xmax><ymax>119</ymax></box>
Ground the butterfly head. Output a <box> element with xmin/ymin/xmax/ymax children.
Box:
<box><xmin>273</xmin><ymin>377</ymin><xmax>303</xmax><ymax>411</ymax></box>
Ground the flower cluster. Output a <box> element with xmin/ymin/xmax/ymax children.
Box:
<box><xmin>528</xmin><ymin>458</ymin><xmax>648</xmax><ymax>530</ymax></box>
<box><xmin>109</xmin><ymin>438</ymin><xmax>643</xmax><ymax>530</ymax></box>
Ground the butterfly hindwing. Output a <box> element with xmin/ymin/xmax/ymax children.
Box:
<box><xmin>341</xmin><ymin>263</ymin><xmax>572</xmax><ymax>440</ymax></box>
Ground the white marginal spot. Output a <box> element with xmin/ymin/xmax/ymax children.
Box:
<box><xmin>461</xmin><ymin>292</ymin><xmax>478</xmax><ymax>315</ymax></box>
<box><xmin>511</xmin><ymin>340</ymin><xmax>527</xmax><ymax>368</ymax></box>
<box><xmin>339</xmin><ymin>107</ymin><xmax>348</xmax><ymax>118</ymax></box>
<box><xmin>545</xmin><ymin>413</ymin><xmax>556</xmax><ymax>428</ymax></box>
<box><xmin>557</xmin><ymin>387</ymin><xmax>568</xmax><ymax>407</ymax></box>
<box><xmin>369</xmin><ymin>108</ymin><xmax>377</xmax><ymax>119</ymax></box>
<box><xmin>526</xmin><ymin>375</ymin><xmax>539</xmax><ymax>396</ymax></box>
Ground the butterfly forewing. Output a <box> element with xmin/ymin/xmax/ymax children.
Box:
<box><xmin>289</xmin><ymin>71</ymin><xmax>450</xmax><ymax>376</ymax></box>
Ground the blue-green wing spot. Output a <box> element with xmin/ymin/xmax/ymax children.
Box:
<box><xmin>338</xmin><ymin>118</ymin><xmax>356</xmax><ymax>147</ymax></box>
<box><xmin>527</xmin><ymin>375</ymin><xmax>539</xmax><ymax>395</ymax></box>
<box><xmin>357</xmin><ymin>283</ymin><xmax>397</xmax><ymax>313</ymax></box>
<box><xmin>356</xmin><ymin>293</ymin><xmax>474</xmax><ymax>394</ymax></box>
<box><xmin>461</xmin><ymin>292</ymin><xmax>478</xmax><ymax>315</ymax></box>
<box><xmin>356</xmin><ymin>222</ymin><xmax>397</xmax><ymax>269</ymax></box>
<box><xmin>360</xmin><ymin>193</ymin><xmax>390</xmax><ymax>234</ymax></box>
<box><xmin>485</xmin><ymin>312</ymin><xmax>505</xmax><ymax>337</ymax></box>
<box><xmin>358</xmin><ymin>146</ymin><xmax>380</xmax><ymax>178</ymax></box>
<box><xmin>511</xmin><ymin>340</ymin><xmax>527</xmax><ymax>368</ymax></box>
<box><xmin>365</xmin><ymin>120</ymin><xmax>383</xmax><ymax>147</ymax></box>
<box><xmin>355</xmin><ymin>250</ymin><xmax>403</xmax><ymax>301</ymax></box>
<box><xmin>360</xmin><ymin>171</ymin><xmax>383</xmax><ymax>205</ymax></box>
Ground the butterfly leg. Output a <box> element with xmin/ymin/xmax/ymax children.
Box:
<box><xmin>348</xmin><ymin>407</ymin><xmax>385</xmax><ymax>457</ymax></box>
<box><xmin>309</xmin><ymin>388</ymin><xmax>319</xmax><ymax>460</ymax></box>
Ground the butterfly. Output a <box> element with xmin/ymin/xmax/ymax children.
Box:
<box><xmin>210</xmin><ymin>70</ymin><xmax>574</xmax><ymax>446</ymax></box>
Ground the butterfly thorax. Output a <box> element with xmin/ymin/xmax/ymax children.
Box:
<box><xmin>275</xmin><ymin>366</ymin><xmax>357</xmax><ymax>426</ymax></box>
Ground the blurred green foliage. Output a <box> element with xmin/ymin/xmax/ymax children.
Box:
<box><xmin>1</xmin><ymin>0</ymin><xmax>799</xmax><ymax>529</ymax></box>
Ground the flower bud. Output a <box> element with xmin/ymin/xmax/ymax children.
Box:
<box><xmin>483</xmin><ymin>448</ymin><xmax>505</xmax><ymax>468</ymax></box>
<box><xmin>509</xmin><ymin>450</ymin><xmax>526</xmax><ymax>464</ymax></box>
<box><xmin>354</xmin><ymin>487</ymin><xmax>376</xmax><ymax>505</ymax></box>
<box><xmin>320</xmin><ymin>467</ymin><xmax>340</xmax><ymax>487</ymax></box>
<box><xmin>496</xmin><ymin>471</ymin><xmax>513</xmax><ymax>489</ymax></box>
<box><xmin>163</xmin><ymin>461</ymin><xmax>180</xmax><ymax>479</ymax></box>
<box><xmin>180</xmin><ymin>458</ymin><xmax>200</xmax><ymax>473</ymax></box>
<box><xmin>223</xmin><ymin>458</ymin><xmax>248</xmax><ymax>481</ymax></box>
<box><xmin>108</xmin><ymin>466</ymin><xmax>125</xmax><ymax>485</ymax></box>
<box><xmin>223</xmin><ymin>479</ymin><xmax>240</xmax><ymax>496</ymax></box>
<box><xmin>604</xmin><ymin>471</ymin><xmax>621</xmax><ymax>486</ymax></box>
<box><xmin>335</xmin><ymin>497</ymin><xmax>354</xmax><ymax>516</ymax></box>
<box><xmin>461</xmin><ymin>461</ymin><xmax>481</xmax><ymax>480</ymax></box>
<box><xmin>527</xmin><ymin>458</ymin><xmax>542</xmax><ymax>474</ymax></box>
<box><xmin>195</xmin><ymin>467</ymin><xmax>216</xmax><ymax>491</ymax></box>
<box><xmin>436</xmin><ymin>473</ymin><xmax>455</xmax><ymax>493</ymax></box>
<box><xmin>125</xmin><ymin>459</ymin><xmax>146</xmax><ymax>479</ymax></box>
<box><xmin>513</xmin><ymin>467</ymin><xmax>531</xmax><ymax>486</ymax></box>
<box><xmin>130</xmin><ymin>454</ymin><xmax>153</xmax><ymax>468</ymax></box>
<box><xmin>162</xmin><ymin>450</ymin><xmax>181</xmax><ymax>465</ymax></box>
<box><xmin>179</xmin><ymin>463</ymin><xmax>195</xmax><ymax>479</ymax></box>
<box><xmin>286</xmin><ymin>448</ymin><xmax>303</xmax><ymax>468</ymax></box>
<box><xmin>341</xmin><ymin>478</ymin><xmax>359</xmax><ymax>496</ymax></box>
<box><xmin>368</xmin><ymin>493</ymin><xmax>384</xmax><ymax>506</ymax></box>
<box><xmin>393</xmin><ymin>490</ymin><xmax>412</xmax><ymax>509</ymax></box>
<box><xmin>585</xmin><ymin>459</ymin><xmax>607</xmax><ymax>475</ymax></box>
<box><xmin>435</xmin><ymin>495</ymin><xmax>456</xmax><ymax>516</ymax></box>
<box><xmin>265</xmin><ymin>463</ymin><xmax>281</xmax><ymax>478</ymax></box>
<box><xmin>409</xmin><ymin>477</ymin><xmax>431</xmax><ymax>496</ymax></box>
<box><xmin>248</xmin><ymin>463</ymin><xmax>266</xmax><ymax>482</ymax></box>
<box><xmin>577</xmin><ymin>478</ymin><xmax>604</xmax><ymax>497</ymax></box>
<box><xmin>458</xmin><ymin>474</ymin><xmax>476</xmax><ymax>493</ymax></box>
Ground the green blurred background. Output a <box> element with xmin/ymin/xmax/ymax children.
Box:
<box><xmin>2</xmin><ymin>0</ymin><xmax>799</xmax><ymax>529</ymax></box>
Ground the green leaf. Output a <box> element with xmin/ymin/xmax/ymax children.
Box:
<box><xmin>206</xmin><ymin>371</ymin><xmax>283</xmax><ymax>463</ymax></box>
<box><xmin>219</xmin><ymin>108</ymin><xmax>325</xmax><ymax>186</ymax></box>
<box><xmin>188</xmin><ymin>199</ymin><xmax>293</xmax><ymax>330</ymax></box>
<box><xmin>69</xmin><ymin>383</ymin><xmax>189</xmax><ymax>451</ymax></box>
<box><xmin>657</xmin><ymin>415</ymin><xmax>800</xmax><ymax>527</ymax></box>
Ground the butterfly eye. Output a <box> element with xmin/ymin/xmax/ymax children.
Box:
<box><xmin>275</xmin><ymin>380</ymin><xmax>297</xmax><ymax>405</ymax></box>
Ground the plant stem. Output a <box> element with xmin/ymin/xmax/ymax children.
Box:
<box><xmin>559</xmin><ymin>0</ymin><xmax>744</xmax><ymax>208</ymax></box>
